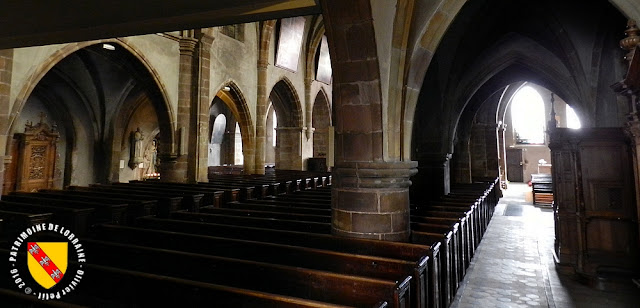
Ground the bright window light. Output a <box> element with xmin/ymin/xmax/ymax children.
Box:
<box><xmin>566</xmin><ymin>105</ymin><xmax>581</xmax><ymax>129</ymax></box>
<box><xmin>272</xmin><ymin>112</ymin><xmax>278</xmax><ymax>147</ymax></box>
<box><xmin>511</xmin><ymin>86</ymin><xmax>545</xmax><ymax>144</ymax></box>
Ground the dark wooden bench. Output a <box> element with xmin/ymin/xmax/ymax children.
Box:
<box><xmin>37</xmin><ymin>189</ymin><xmax>156</xmax><ymax>223</ymax></box>
<box><xmin>199</xmin><ymin>205</ymin><xmax>331</xmax><ymax>223</ymax></box>
<box><xmin>0</xmin><ymin>200</ymin><xmax>93</xmax><ymax>236</ymax></box>
<box><xmin>208</xmin><ymin>178</ymin><xmax>273</xmax><ymax>198</ymax></box>
<box><xmin>4</xmin><ymin>193</ymin><xmax>127</xmax><ymax>225</ymax></box>
<box><xmin>82</xmin><ymin>239</ymin><xmax>412</xmax><ymax>307</ymax></box>
<box><xmin>244</xmin><ymin>198</ymin><xmax>331</xmax><ymax>209</ymax></box>
<box><xmin>0</xmin><ymin>288</ymin><xmax>89</xmax><ymax>308</ymax></box>
<box><xmin>170</xmin><ymin>211</ymin><xmax>332</xmax><ymax>234</ymax></box>
<box><xmin>412</xmin><ymin>209</ymin><xmax>472</xmax><ymax>270</ymax></box>
<box><xmin>94</xmin><ymin>224</ymin><xmax>417</xmax><ymax>286</ymax></box>
<box><xmin>90</xmin><ymin>184</ymin><xmax>204</xmax><ymax>213</ymax></box>
<box><xmin>411</xmin><ymin>223</ymin><xmax>458</xmax><ymax>308</ymax></box>
<box><xmin>193</xmin><ymin>181</ymin><xmax>252</xmax><ymax>201</ymax></box>
<box><xmin>0</xmin><ymin>248</ymin><xmax>376</xmax><ymax>308</ymax></box>
<box><xmin>115</xmin><ymin>182</ymin><xmax>224</xmax><ymax>207</ymax></box>
<box><xmin>68</xmin><ymin>185</ymin><xmax>183</xmax><ymax>218</ymax></box>
<box><xmin>219</xmin><ymin>201</ymin><xmax>331</xmax><ymax>216</ymax></box>
<box><xmin>0</xmin><ymin>210</ymin><xmax>53</xmax><ymax>234</ymax></box>
<box><xmin>412</xmin><ymin>216</ymin><xmax>466</xmax><ymax>283</ymax></box>
<box><xmin>134</xmin><ymin>216</ymin><xmax>437</xmax><ymax>308</ymax></box>
<box><xmin>531</xmin><ymin>173</ymin><xmax>553</xmax><ymax>205</ymax></box>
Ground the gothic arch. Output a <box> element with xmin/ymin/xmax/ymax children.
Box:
<box><xmin>213</xmin><ymin>81</ymin><xmax>256</xmax><ymax>173</ymax></box>
<box><xmin>312</xmin><ymin>88</ymin><xmax>331</xmax><ymax>157</ymax></box>
<box><xmin>269</xmin><ymin>77</ymin><xmax>303</xmax><ymax>128</ymax></box>
<box><xmin>6</xmin><ymin>39</ymin><xmax>175</xmax><ymax>156</ymax></box>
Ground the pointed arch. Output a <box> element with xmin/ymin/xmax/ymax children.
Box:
<box><xmin>213</xmin><ymin>81</ymin><xmax>256</xmax><ymax>173</ymax></box>
<box><xmin>6</xmin><ymin>39</ymin><xmax>175</xmax><ymax>156</ymax></box>
<box><xmin>312</xmin><ymin>88</ymin><xmax>331</xmax><ymax>157</ymax></box>
<box><xmin>269</xmin><ymin>77</ymin><xmax>303</xmax><ymax>128</ymax></box>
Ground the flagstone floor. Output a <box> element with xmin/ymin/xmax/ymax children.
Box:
<box><xmin>449</xmin><ymin>183</ymin><xmax>640</xmax><ymax>308</ymax></box>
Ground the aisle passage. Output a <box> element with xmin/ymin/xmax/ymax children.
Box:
<box><xmin>450</xmin><ymin>183</ymin><xmax>640</xmax><ymax>308</ymax></box>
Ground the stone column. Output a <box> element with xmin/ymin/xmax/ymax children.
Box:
<box><xmin>333</xmin><ymin>161</ymin><xmax>417</xmax><ymax>241</ymax></box>
<box><xmin>321</xmin><ymin>0</ymin><xmax>417</xmax><ymax>241</ymax></box>
<box><xmin>254</xmin><ymin>60</ymin><xmax>268</xmax><ymax>175</ymax></box>
<box><xmin>451</xmin><ymin>138</ymin><xmax>472</xmax><ymax>184</ymax></box>
<box><xmin>470</xmin><ymin>123</ymin><xmax>499</xmax><ymax>181</ymax></box>
<box><xmin>410</xmin><ymin>154</ymin><xmax>452</xmax><ymax>204</ymax></box>
<box><xmin>0</xmin><ymin>49</ymin><xmax>14</xmax><ymax>197</ymax></box>
<box><xmin>161</xmin><ymin>36</ymin><xmax>197</xmax><ymax>182</ymax></box>
<box><xmin>497</xmin><ymin>124</ymin><xmax>508</xmax><ymax>189</ymax></box>
<box><xmin>275</xmin><ymin>126</ymin><xmax>303</xmax><ymax>170</ymax></box>
<box><xmin>194</xmin><ymin>33</ymin><xmax>214</xmax><ymax>182</ymax></box>
<box><xmin>254</xmin><ymin>21</ymin><xmax>275</xmax><ymax>175</ymax></box>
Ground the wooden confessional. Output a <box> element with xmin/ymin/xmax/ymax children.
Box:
<box><xmin>3</xmin><ymin>119</ymin><xmax>59</xmax><ymax>193</ymax></box>
<box><xmin>549</xmin><ymin>46</ymin><xmax>640</xmax><ymax>288</ymax></box>
<box><xmin>548</xmin><ymin>127</ymin><xmax>638</xmax><ymax>287</ymax></box>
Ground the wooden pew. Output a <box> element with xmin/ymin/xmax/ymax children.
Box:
<box><xmin>117</xmin><ymin>181</ymin><xmax>224</xmax><ymax>207</ymax></box>
<box><xmin>412</xmin><ymin>209</ymin><xmax>472</xmax><ymax>270</ymax></box>
<box><xmin>94</xmin><ymin>224</ymin><xmax>418</xmax><ymax>287</ymax></box>
<box><xmin>129</xmin><ymin>181</ymin><xmax>232</xmax><ymax>205</ymax></box>
<box><xmin>135</xmin><ymin>217</ymin><xmax>437</xmax><ymax>308</ymax></box>
<box><xmin>0</xmin><ymin>200</ymin><xmax>93</xmax><ymax>236</ymax></box>
<box><xmin>68</xmin><ymin>185</ymin><xmax>183</xmax><ymax>218</ymax></box>
<box><xmin>170</xmin><ymin>211</ymin><xmax>332</xmax><ymax>234</ymax></box>
<box><xmin>244</xmin><ymin>198</ymin><xmax>331</xmax><ymax>209</ymax></box>
<box><xmin>82</xmin><ymin>239</ymin><xmax>412</xmax><ymax>307</ymax></box>
<box><xmin>0</xmin><ymin>248</ymin><xmax>376</xmax><ymax>308</ymax></box>
<box><xmin>208</xmin><ymin>178</ymin><xmax>273</xmax><ymax>198</ymax></box>
<box><xmin>0</xmin><ymin>288</ymin><xmax>89</xmax><ymax>308</ymax></box>
<box><xmin>3</xmin><ymin>193</ymin><xmax>127</xmax><ymax>225</ymax></box>
<box><xmin>89</xmin><ymin>184</ymin><xmax>204</xmax><ymax>213</ymax></box>
<box><xmin>412</xmin><ymin>216</ymin><xmax>466</xmax><ymax>283</ymax></box>
<box><xmin>411</xmin><ymin>223</ymin><xmax>458</xmax><ymax>308</ymax></box>
<box><xmin>0</xmin><ymin>210</ymin><xmax>52</xmax><ymax>235</ymax></box>
<box><xmin>217</xmin><ymin>202</ymin><xmax>331</xmax><ymax>216</ymax></box>
<box><xmin>37</xmin><ymin>189</ymin><xmax>156</xmax><ymax>223</ymax></box>
<box><xmin>199</xmin><ymin>206</ymin><xmax>331</xmax><ymax>223</ymax></box>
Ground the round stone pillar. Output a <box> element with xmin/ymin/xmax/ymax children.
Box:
<box><xmin>332</xmin><ymin>161</ymin><xmax>418</xmax><ymax>242</ymax></box>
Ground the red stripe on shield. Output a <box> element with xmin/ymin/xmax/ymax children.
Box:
<box><xmin>27</xmin><ymin>242</ymin><xmax>64</xmax><ymax>284</ymax></box>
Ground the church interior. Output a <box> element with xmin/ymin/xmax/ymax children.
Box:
<box><xmin>1</xmin><ymin>0</ymin><xmax>640</xmax><ymax>307</ymax></box>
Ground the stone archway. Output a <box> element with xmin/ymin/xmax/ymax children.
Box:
<box><xmin>320</xmin><ymin>0</ymin><xmax>417</xmax><ymax>241</ymax></box>
<box><xmin>312</xmin><ymin>89</ymin><xmax>331</xmax><ymax>158</ymax></box>
<box><xmin>268</xmin><ymin>78</ymin><xmax>304</xmax><ymax>170</ymax></box>
<box><xmin>213</xmin><ymin>82</ymin><xmax>255</xmax><ymax>174</ymax></box>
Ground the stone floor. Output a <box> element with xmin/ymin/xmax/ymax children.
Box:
<box><xmin>449</xmin><ymin>183</ymin><xmax>640</xmax><ymax>308</ymax></box>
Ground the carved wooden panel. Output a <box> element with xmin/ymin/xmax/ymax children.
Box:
<box><xmin>549</xmin><ymin>127</ymin><xmax>639</xmax><ymax>280</ymax></box>
<box><xmin>14</xmin><ymin>121</ymin><xmax>59</xmax><ymax>192</ymax></box>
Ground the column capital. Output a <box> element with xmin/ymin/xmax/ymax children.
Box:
<box><xmin>198</xmin><ymin>33</ymin><xmax>214</xmax><ymax>46</ymax></box>
<box><xmin>179</xmin><ymin>38</ymin><xmax>198</xmax><ymax>55</ymax></box>
<box><xmin>333</xmin><ymin>161</ymin><xmax>418</xmax><ymax>189</ymax></box>
<box><xmin>2</xmin><ymin>155</ymin><xmax>12</xmax><ymax>165</ymax></box>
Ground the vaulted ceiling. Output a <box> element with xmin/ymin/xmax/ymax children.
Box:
<box><xmin>0</xmin><ymin>0</ymin><xmax>320</xmax><ymax>49</ymax></box>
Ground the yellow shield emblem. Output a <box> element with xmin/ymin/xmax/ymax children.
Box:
<box><xmin>27</xmin><ymin>242</ymin><xmax>68</xmax><ymax>289</ymax></box>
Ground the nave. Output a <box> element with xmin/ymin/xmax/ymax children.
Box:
<box><xmin>451</xmin><ymin>184</ymin><xmax>640</xmax><ymax>308</ymax></box>
<box><xmin>0</xmin><ymin>169</ymin><xmax>499</xmax><ymax>307</ymax></box>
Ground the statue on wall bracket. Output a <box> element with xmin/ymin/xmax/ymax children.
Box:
<box><xmin>129</xmin><ymin>127</ymin><xmax>144</xmax><ymax>169</ymax></box>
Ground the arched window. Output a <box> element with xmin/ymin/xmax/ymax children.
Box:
<box><xmin>234</xmin><ymin>122</ymin><xmax>243</xmax><ymax>165</ymax></box>
<box><xmin>566</xmin><ymin>105</ymin><xmax>581</xmax><ymax>129</ymax></box>
<box><xmin>511</xmin><ymin>86</ymin><xmax>545</xmax><ymax>144</ymax></box>
<box><xmin>211</xmin><ymin>114</ymin><xmax>227</xmax><ymax>144</ymax></box>
<box><xmin>272</xmin><ymin>112</ymin><xmax>278</xmax><ymax>147</ymax></box>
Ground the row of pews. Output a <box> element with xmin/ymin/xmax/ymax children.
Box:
<box><xmin>0</xmin><ymin>170</ymin><xmax>499</xmax><ymax>307</ymax></box>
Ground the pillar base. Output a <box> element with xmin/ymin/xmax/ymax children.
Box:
<box><xmin>332</xmin><ymin>161</ymin><xmax>418</xmax><ymax>242</ymax></box>
<box><xmin>158</xmin><ymin>154</ymin><xmax>188</xmax><ymax>183</ymax></box>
